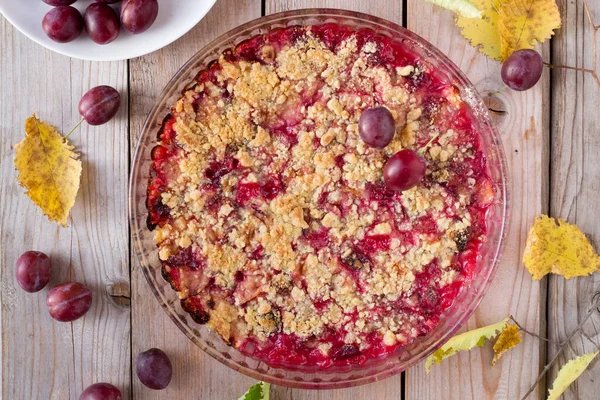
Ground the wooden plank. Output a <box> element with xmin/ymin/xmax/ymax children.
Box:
<box><xmin>265</xmin><ymin>0</ymin><xmax>403</xmax><ymax>398</ymax></box>
<box><xmin>0</xmin><ymin>18</ymin><xmax>130</xmax><ymax>400</ymax></box>
<box><xmin>405</xmin><ymin>2</ymin><xmax>549</xmax><ymax>399</ymax></box>
<box><xmin>548</xmin><ymin>0</ymin><xmax>600</xmax><ymax>399</ymax></box>
<box><xmin>128</xmin><ymin>1</ymin><xmax>262</xmax><ymax>399</ymax></box>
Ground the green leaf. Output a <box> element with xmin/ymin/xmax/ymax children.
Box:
<box><xmin>425</xmin><ymin>0</ymin><xmax>483</xmax><ymax>18</ymax></box>
<box><xmin>238</xmin><ymin>381</ymin><xmax>270</xmax><ymax>400</ymax></box>
<box><xmin>425</xmin><ymin>317</ymin><xmax>509</xmax><ymax>372</ymax></box>
<box><xmin>547</xmin><ymin>352</ymin><xmax>599</xmax><ymax>400</ymax></box>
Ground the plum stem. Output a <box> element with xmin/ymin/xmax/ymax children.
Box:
<box><xmin>419</xmin><ymin>132</ymin><xmax>441</xmax><ymax>155</ymax></box>
<box><xmin>65</xmin><ymin>118</ymin><xmax>84</xmax><ymax>139</ymax></box>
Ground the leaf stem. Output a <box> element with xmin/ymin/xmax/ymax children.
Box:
<box><xmin>583</xmin><ymin>0</ymin><xmax>600</xmax><ymax>32</ymax></box>
<box><xmin>509</xmin><ymin>316</ymin><xmax>556</xmax><ymax>344</ymax></box>
<box><xmin>64</xmin><ymin>118</ymin><xmax>84</xmax><ymax>139</ymax></box>
<box><xmin>544</xmin><ymin>63</ymin><xmax>600</xmax><ymax>87</ymax></box>
<box><xmin>544</xmin><ymin>62</ymin><xmax>596</xmax><ymax>74</ymax></box>
<box><xmin>520</xmin><ymin>294</ymin><xmax>600</xmax><ymax>400</ymax></box>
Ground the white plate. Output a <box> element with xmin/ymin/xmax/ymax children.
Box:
<box><xmin>0</xmin><ymin>0</ymin><xmax>217</xmax><ymax>61</ymax></box>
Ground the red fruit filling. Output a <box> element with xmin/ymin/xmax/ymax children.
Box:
<box><xmin>146</xmin><ymin>24</ymin><xmax>495</xmax><ymax>369</ymax></box>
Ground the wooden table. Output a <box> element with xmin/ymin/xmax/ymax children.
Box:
<box><xmin>2</xmin><ymin>0</ymin><xmax>599</xmax><ymax>399</ymax></box>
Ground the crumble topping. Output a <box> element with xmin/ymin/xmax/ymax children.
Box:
<box><xmin>147</xmin><ymin>25</ymin><xmax>494</xmax><ymax>368</ymax></box>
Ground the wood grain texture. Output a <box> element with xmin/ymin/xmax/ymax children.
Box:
<box><xmin>549</xmin><ymin>0</ymin><xmax>600</xmax><ymax>399</ymax></box>
<box><xmin>405</xmin><ymin>2</ymin><xmax>549</xmax><ymax>399</ymax></box>
<box><xmin>0</xmin><ymin>18</ymin><xmax>130</xmax><ymax>400</ymax></box>
<box><xmin>1</xmin><ymin>1</ymin><xmax>578</xmax><ymax>399</ymax></box>
<box><xmin>265</xmin><ymin>0</ymin><xmax>402</xmax><ymax>398</ymax></box>
<box><xmin>129</xmin><ymin>1</ymin><xmax>261</xmax><ymax>399</ymax></box>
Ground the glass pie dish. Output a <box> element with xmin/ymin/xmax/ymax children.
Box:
<box><xmin>129</xmin><ymin>8</ymin><xmax>509</xmax><ymax>389</ymax></box>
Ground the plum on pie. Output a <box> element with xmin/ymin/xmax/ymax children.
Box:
<box><xmin>146</xmin><ymin>24</ymin><xmax>496</xmax><ymax>369</ymax></box>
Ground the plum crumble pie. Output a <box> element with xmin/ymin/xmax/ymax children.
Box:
<box><xmin>146</xmin><ymin>24</ymin><xmax>496</xmax><ymax>369</ymax></box>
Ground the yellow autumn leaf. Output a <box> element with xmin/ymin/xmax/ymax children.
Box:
<box><xmin>457</xmin><ymin>0</ymin><xmax>561</xmax><ymax>61</ymax></box>
<box><xmin>425</xmin><ymin>0</ymin><xmax>483</xmax><ymax>18</ymax></box>
<box><xmin>14</xmin><ymin>115</ymin><xmax>82</xmax><ymax>227</ymax></box>
<box><xmin>547</xmin><ymin>351</ymin><xmax>599</xmax><ymax>400</ymax></box>
<box><xmin>522</xmin><ymin>215</ymin><xmax>600</xmax><ymax>280</ymax></box>
<box><xmin>492</xmin><ymin>324</ymin><xmax>522</xmax><ymax>366</ymax></box>
<box><xmin>425</xmin><ymin>317</ymin><xmax>509</xmax><ymax>372</ymax></box>
<box><xmin>498</xmin><ymin>0</ymin><xmax>561</xmax><ymax>60</ymax></box>
<box><xmin>457</xmin><ymin>0</ymin><xmax>502</xmax><ymax>60</ymax></box>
